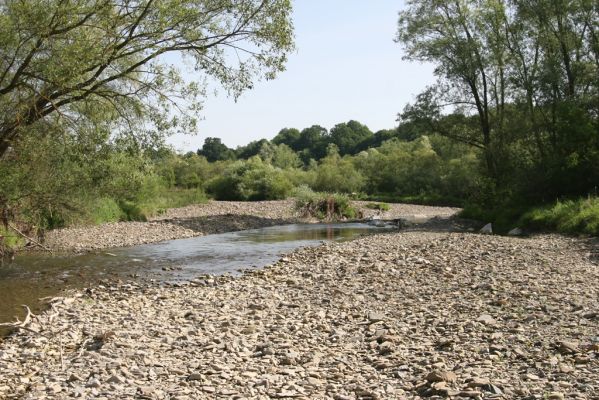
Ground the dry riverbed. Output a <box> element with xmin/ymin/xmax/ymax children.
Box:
<box><xmin>1</xmin><ymin>231</ymin><xmax>597</xmax><ymax>399</ymax></box>
<box><xmin>41</xmin><ymin>200</ymin><xmax>460</xmax><ymax>252</ymax></box>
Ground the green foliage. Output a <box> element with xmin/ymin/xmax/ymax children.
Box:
<box><xmin>0</xmin><ymin>0</ymin><xmax>295</xmax><ymax>158</ymax></box>
<box><xmin>329</xmin><ymin>120</ymin><xmax>373</xmax><ymax>155</ymax></box>
<box><xmin>365</xmin><ymin>202</ymin><xmax>390</xmax><ymax>212</ymax></box>
<box><xmin>272</xmin><ymin>128</ymin><xmax>301</xmax><ymax>151</ymax></box>
<box><xmin>313</xmin><ymin>149</ymin><xmax>365</xmax><ymax>194</ymax></box>
<box><xmin>0</xmin><ymin>226</ymin><xmax>25</xmax><ymax>252</ymax></box>
<box><xmin>520</xmin><ymin>197</ymin><xmax>599</xmax><ymax>236</ymax></box>
<box><xmin>90</xmin><ymin>198</ymin><xmax>126</xmax><ymax>225</ymax></box>
<box><xmin>197</xmin><ymin>138</ymin><xmax>236</xmax><ymax>163</ymax></box>
<box><xmin>293</xmin><ymin>186</ymin><xmax>359</xmax><ymax>220</ymax></box>
<box><xmin>205</xmin><ymin>157</ymin><xmax>293</xmax><ymax>201</ymax></box>
<box><xmin>396</xmin><ymin>0</ymin><xmax>599</xmax><ymax>231</ymax></box>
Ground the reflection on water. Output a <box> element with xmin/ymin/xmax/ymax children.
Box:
<box><xmin>0</xmin><ymin>223</ymin><xmax>392</xmax><ymax>325</ymax></box>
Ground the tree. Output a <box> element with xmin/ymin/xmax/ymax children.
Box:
<box><xmin>197</xmin><ymin>137</ymin><xmax>235</xmax><ymax>162</ymax></box>
<box><xmin>258</xmin><ymin>142</ymin><xmax>301</xmax><ymax>169</ymax></box>
<box><xmin>0</xmin><ymin>0</ymin><xmax>294</xmax><ymax>158</ymax></box>
<box><xmin>297</xmin><ymin>125</ymin><xmax>329</xmax><ymax>161</ymax></box>
<box><xmin>236</xmin><ymin>139</ymin><xmax>270</xmax><ymax>159</ymax></box>
<box><xmin>272</xmin><ymin>127</ymin><xmax>301</xmax><ymax>150</ymax></box>
<box><xmin>396</xmin><ymin>0</ymin><xmax>598</xmax><ymax>200</ymax></box>
<box><xmin>329</xmin><ymin>120</ymin><xmax>373</xmax><ymax>155</ymax></box>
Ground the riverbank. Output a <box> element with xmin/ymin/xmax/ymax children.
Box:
<box><xmin>1</xmin><ymin>230</ymin><xmax>597</xmax><ymax>399</ymax></box>
<box><xmin>41</xmin><ymin>200</ymin><xmax>461</xmax><ymax>252</ymax></box>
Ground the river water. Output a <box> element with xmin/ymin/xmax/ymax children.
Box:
<box><xmin>0</xmin><ymin>223</ymin><xmax>392</xmax><ymax>325</ymax></box>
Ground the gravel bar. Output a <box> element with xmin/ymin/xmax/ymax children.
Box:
<box><xmin>1</xmin><ymin>231</ymin><xmax>597</xmax><ymax>399</ymax></box>
<box><xmin>41</xmin><ymin>200</ymin><xmax>460</xmax><ymax>252</ymax></box>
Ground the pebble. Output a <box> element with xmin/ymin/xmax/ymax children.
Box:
<box><xmin>1</xmin><ymin>227</ymin><xmax>597</xmax><ymax>399</ymax></box>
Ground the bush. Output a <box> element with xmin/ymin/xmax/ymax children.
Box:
<box><xmin>294</xmin><ymin>186</ymin><xmax>359</xmax><ymax>220</ymax></box>
<box><xmin>312</xmin><ymin>151</ymin><xmax>364</xmax><ymax>194</ymax></box>
<box><xmin>205</xmin><ymin>158</ymin><xmax>293</xmax><ymax>201</ymax></box>
<box><xmin>90</xmin><ymin>198</ymin><xmax>126</xmax><ymax>224</ymax></box>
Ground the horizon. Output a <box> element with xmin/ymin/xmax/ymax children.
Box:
<box><xmin>166</xmin><ymin>0</ymin><xmax>435</xmax><ymax>151</ymax></box>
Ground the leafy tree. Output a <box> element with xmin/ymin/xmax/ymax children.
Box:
<box><xmin>313</xmin><ymin>147</ymin><xmax>364</xmax><ymax>194</ymax></box>
<box><xmin>197</xmin><ymin>137</ymin><xmax>235</xmax><ymax>162</ymax></box>
<box><xmin>272</xmin><ymin>127</ymin><xmax>301</xmax><ymax>151</ymax></box>
<box><xmin>329</xmin><ymin>120</ymin><xmax>373</xmax><ymax>155</ymax></box>
<box><xmin>0</xmin><ymin>0</ymin><xmax>295</xmax><ymax>158</ymax></box>
<box><xmin>236</xmin><ymin>139</ymin><xmax>270</xmax><ymax>159</ymax></box>
<box><xmin>259</xmin><ymin>142</ymin><xmax>301</xmax><ymax>169</ymax></box>
<box><xmin>396</xmin><ymin>0</ymin><xmax>598</xmax><ymax>201</ymax></box>
<box><xmin>205</xmin><ymin>156</ymin><xmax>292</xmax><ymax>200</ymax></box>
<box><xmin>297</xmin><ymin>125</ymin><xmax>329</xmax><ymax>161</ymax></box>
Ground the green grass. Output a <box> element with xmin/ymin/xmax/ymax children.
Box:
<box><xmin>460</xmin><ymin>196</ymin><xmax>599</xmax><ymax>236</ymax></box>
<box><xmin>87</xmin><ymin>188</ymin><xmax>208</xmax><ymax>224</ymax></box>
<box><xmin>0</xmin><ymin>226</ymin><xmax>25</xmax><ymax>252</ymax></box>
<box><xmin>364</xmin><ymin>202</ymin><xmax>391</xmax><ymax>211</ymax></box>
<box><xmin>519</xmin><ymin>197</ymin><xmax>599</xmax><ymax>235</ymax></box>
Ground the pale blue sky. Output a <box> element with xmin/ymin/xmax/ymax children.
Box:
<box><xmin>167</xmin><ymin>1</ymin><xmax>435</xmax><ymax>151</ymax></box>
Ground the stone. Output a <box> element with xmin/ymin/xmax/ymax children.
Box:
<box><xmin>480</xmin><ymin>223</ymin><xmax>493</xmax><ymax>234</ymax></box>
<box><xmin>106</xmin><ymin>375</ymin><xmax>124</xmax><ymax>385</ymax></box>
<box><xmin>546</xmin><ymin>392</ymin><xmax>565</xmax><ymax>400</ymax></box>
<box><xmin>426</xmin><ymin>370</ymin><xmax>457</xmax><ymax>383</ymax></box>
<box><xmin>368</xmin><ymin>312</ymin><xmax>385</xmax><ymax>322</ymax></box>
<box><xmin>558</xmin><ymin>341</ymin><xmax>580</xmax><ymax>354</ymax></box>
<box><xmin>467</xmin><ymin>378</ymin><xmax>490</xmax><ymax>388</ymax></box>
<box><xmin>187</xmin><ymin>374</ymin><xmax>202</xmax><ymax>381</ymax></box>
<box><xmin>507</xmin><ymin>227</ymin><xmax>523</xmax><ymax>236</ymax></box>
<box><xmin>86</xmin><ymin>378</ymin><xmax>101</xmax><ymax>388</ymax></box>
<box><xmin>477</xmin><ymin>314</ymin><xmax>497</xmax><ymax>325</ymax></box>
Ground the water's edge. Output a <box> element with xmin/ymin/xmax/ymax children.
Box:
<box><xmin>1</xmin><ymin>223</ymin><xmax>394</xmax><ymax>328</ymax></box>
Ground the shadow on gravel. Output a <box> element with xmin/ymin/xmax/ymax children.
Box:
<box><xmin>582</xmin><ymin>237</ymin><xmax>599</xmax><ymax>265</ymax></box>
<box><xmin>163</xmin><ymin>214</ymin><xmax>297</xmax><ymax>235</ymax></box>
<box><xmin>396</xmin><ymin>216</ymin><xmax>481</xmax><ymax>233</ymax></box>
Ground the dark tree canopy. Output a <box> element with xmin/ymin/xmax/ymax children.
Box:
<box><xmin>236</xmin><ymin>139</ymin><xmax>270</xmax><ymax>159</ymax></box>
<box><xmin>272</xmin><ymin>127</ymin><xmax>301</xmax><ymax>151</ymax></box>
<box><xmin>197</xmin><ymin>137</ymin><xmax>235</xmax><ymax>162</ymax></box>
<box><xmin>329</xmin><ymin>120</ymin><xmax>373</xmax><ymax>155</ymax></box>
<box><xmin>297</xmin><ymin>125</ymin><xmax>329</xmax><ymax>161</ymax></box>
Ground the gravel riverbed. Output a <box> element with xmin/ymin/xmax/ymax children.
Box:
<box><xmin>1</xmin><ymin>230</ymin><xmax>597</xmax><ymax>399</ymax></box>
<box><xmin>41</xmin><ymin>200</ymin><xmax>460</xmax><ymax>252</ymax></box>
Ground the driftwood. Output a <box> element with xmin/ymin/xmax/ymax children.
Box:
<box><xmin>0</xmin><ymin>305</ymin><xmax>33</xmax><ymax>328</ymax></box>
<box><xmin>0</xmin><ymin>305</ymin><xmax>48</xmax><ymax>337</ymax></box>
<box><xmin>7</xmin><ymin>223</ymin><xmax>51</xmax><ymax>252</ymax></box>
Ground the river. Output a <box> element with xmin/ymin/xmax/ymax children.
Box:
<box><xmin>0</xmin><ymin>223</ymin><xmax>392</xmax><ymax>327</ymax></box>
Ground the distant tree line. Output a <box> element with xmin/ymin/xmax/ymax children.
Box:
<box><xmin>196</xmin><ymin>120</ymin><xmax>424</xmax><ymax>164</ymax></box>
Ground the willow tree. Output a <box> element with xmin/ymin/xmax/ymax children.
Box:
<box><xmin>397</xmin><ymin>0</ymin><xmax>598</xmax><ymax>195</ymax></box>
<box><xmin>396</xmin><ymin>0</ymin><xmax>510</xmax><ymax>178</ymax></box>
<box><xmin>0</xmin><ymin>0</ymin><xmax>294</xmax><ymax>157</ymax></box>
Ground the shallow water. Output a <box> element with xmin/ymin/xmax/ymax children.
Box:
<box><xmin>0</xmin><ymin>223</ymin><xmax>392</xmax><ymax>325</ymax></box>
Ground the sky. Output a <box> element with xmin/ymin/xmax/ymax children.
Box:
<box><xmin>166</xmin><ymin>1</ymin><xmax>436</xmax><ymax>151</ymax></box>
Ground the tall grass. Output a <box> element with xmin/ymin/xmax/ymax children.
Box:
<box><xmin>520</xmin><ymin>197</ymin><xmax>599</xmax><ymax>235</ymax></box>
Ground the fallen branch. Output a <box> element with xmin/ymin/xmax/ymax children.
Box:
<box><xmin>7</xmin><ymin>223</ymin><xmax>51</xmax><ymax>252</ymax></box>
<box><xmin>0</xmin><ymin>305</ymin><xmax>49</xmax><ymax>337</ymax></box>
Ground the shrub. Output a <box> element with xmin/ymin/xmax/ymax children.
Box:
<box><xmin>294</xmin><ymin>186</ymin><xmax>359</xmax><ymax>220</ymax></box>
<box><xmin>206</xmin><ymin>158</ymin><xmax>293</xmax><ymax>201</ymax></box>
<box><xmin>90</xmin><ymin>198</ymin><xmax>125</xmax><ymax>224</ymax></box>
